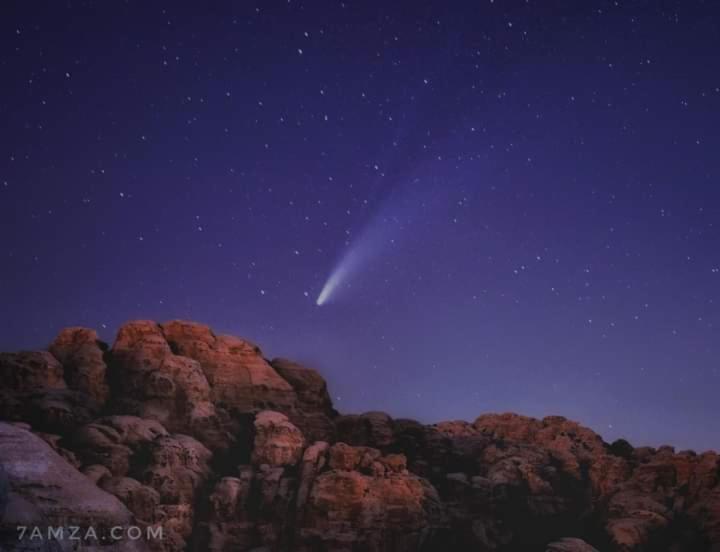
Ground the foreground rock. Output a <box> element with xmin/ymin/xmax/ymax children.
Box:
<box><xmin>68</xmin><ymin>415</ymin><xmax>213</xmax><ymax>550</ymax></box>
<box><xmin>0</xmin><ymin>319</ymin><xmax>719</xmax><ymax>552</ymax></box>
<box><xmin>0</xmin><ymin>422</ymin><xmax>149</xmax><ymax>551</ymax></box>
<box><xmin>49</xmin><ymin>327</ymin><xmax>110</xmax><ymax>406</ymax></box>
<box><xmin>198</xmin><ymin>439</ymin><xmax>442</xmax><ymax>551</ymax></box>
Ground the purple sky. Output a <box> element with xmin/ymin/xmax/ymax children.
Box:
<box><xmin>2</xmin><ymin>1</ymin><xmax>720</xmax><ymax>451</ymax></box>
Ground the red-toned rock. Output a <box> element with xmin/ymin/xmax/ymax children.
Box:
<box><xmin>161</xmin><ymin>320</ymin><xmax>295</xmax><ymax>413</ymax></box>
<box><xmin>111</xmin><ymin>322</ymin><xmax>210</xmax><ymax>408</ymax></box>
<box><xmin>604</xmin><ymin>489</ymin><xmax>672</xmax><ymax>549</ymax></box>
<box><xmin>70</xmin><ymin>415</ymin><xmax>168</xmax><ymax>476</ymax></box>
<box><xmin>382</xmin><ymin>453</ymin><xmax>408</xmax><ymax>474</ymax></box>
<box><xmin>49</xmin><ymin>327</ymin><xmax>110</xmax><ymax>405</ymax></box>
<box><xmin>140</xmin><ymin>433</ymin><xmax>213</xmax><ymax>549</ymax></box>
<box><xmin>141</xmin><ymin>434</ymin><xmax>212</xmax><ymax>505</ymax></box>
<box><xmin>590</xmin><ymin>453</ymin><xmax>632</xmax><ymax>498</ymax></box>
<box><xmin>474</xmin><ymin>413</ymin><xmax>607</xmax><ymax>480</ymax></box>
<box><xmin>546</xmin><ymin>538</ymin><xmax>599</xmax><ymax>551</ymax></box>
<box><xmin>296</xmin><ymin>441</ymin><xmax>330</xmax><ymax>511</ymax></box>
<box><xmin>252</xmin><ymin>410</ymin><xmax>305</xmax><ymax>467</ymax></box>
<box><xmin>109</xmin><ymin>321</ymin><xmax>232</xmax><ymax>452</ymax></box>
<box><xmin>433</xmin><ymin>419</ymin><xmax>477</xmax><ymax>437</ymax></box>
<box><xmin>474</xmin><ymin>412</ymin><xmax>541</xmax><ymax>441</ymax></box>
<box><xmin>113</xmin><ymin>319</ymin><xmax>172</xmax><ymax>357</ymax></box>
<box><xmin>299</xmin><ymin>462</ymin><xmax>442</xmax><ymax>550</ymax></box>
<box><xmin>328</xmin><ymin>441</ymin><xmax>381</xmax><ymax>472</ymax></box>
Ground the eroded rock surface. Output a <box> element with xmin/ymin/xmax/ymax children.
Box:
<box><xmin>252</xmin><ymin>411</ymin><xmax>305</xmax><ymax>467</ymax></box>
<box><xmin>0</xmin><ymin>422</ymin><xmax>149</xmax><ymax>551</ymax></box>
<box><xmin>0</xmin><ymin>320</ymin><xmax>719</xmax><ymax>552</ymax></box>
<box><xmin>161</xmin><ymin>320</ymin><xmax>295</xmax><ymax>413</ymax></box>
<box><xmin>49</xmin><ymin>327</ymin><xmax>110</xmax><ymax>405</ymax></box>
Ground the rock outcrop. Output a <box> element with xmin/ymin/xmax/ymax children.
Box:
<box><xmin>161</xmin><ymin>320</ymin><xmax>295</xmax><ymax>413</ymax></box>
<box><xmin>251</xmin><ymin>411</ymin><xmax>306</xmax><ymax>467</ymax></box>
<box><xmin>49</xmin><ymin>327</ymin><xmax>110</xmax><ymax>406</ymax></box>
<box><xmin>1</xmin><ymin>319</ymin><xmax>719</xmax><ymax>551</ymax></box>
<box><xmin>0</xmin><ymin>422</ymin><xmax>149</xmax><ymax>551</ymax></box>
<box><xmin>270</xmin><ymin>358</ymin><xmax>337</xmax><ymax>443</ymax></box>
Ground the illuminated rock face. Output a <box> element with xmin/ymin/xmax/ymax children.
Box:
<box><xmin>160</xmin><ymin>320</ymin><xmax>296</xmax><ymax>412</ymax></box>
<box><xmin>1</xmin><ymin>320</ymin><xmax>720</xmax><ymax>551</ymax></box>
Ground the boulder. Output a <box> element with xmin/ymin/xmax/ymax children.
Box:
<box><xmin>271</xmin><ymin>358</ymin><xmax>337</xmax><ymax>442</ymax></box>
<box><xmin>108</xmin><ymin>321</ymin><xmax>231</xmax><ymax>452</ymax></box>
<box><xmin>299</xmin><ymin>462</ymin><xmax>442</xmax><ymax>550</ymax></box>
<box><xmin>161</xmin><ymin>320</ymin><xmax>295</xmax><ymax>412</ymax></box>
<box><xmin>139</xmin><ymin>433</ymin><xmax>213</xmax><ymax>548</ymax></box>
<box><xmin>252</xmin><ymin>411</ymin><xmax>305</xmax><ymax>467</ymax></box>
<box><xmin>0</xmin><ymin>422</ymin><xmax>149</xmax><ymax>550</ymax></box>
<box><xmin>49</xmin><ymin>327</ymin><xmax>110</xmax><ymax>405</ymax></box>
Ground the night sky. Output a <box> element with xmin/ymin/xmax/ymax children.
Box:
<box><xmin>2</xmin><ymin>1</ymin><xmax>720</xmax><ymax>452</ymax></box>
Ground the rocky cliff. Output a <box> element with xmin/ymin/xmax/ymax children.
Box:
<box><xmin>0</xmin><ymin>320</ymin><xmax>718</xmax><ymax>551</ymax></box>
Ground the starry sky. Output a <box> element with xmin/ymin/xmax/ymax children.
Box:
<box><xmin>2</xmin><ymin>1</ymin><xmax>720</xmax><ymax>452</ymax></box>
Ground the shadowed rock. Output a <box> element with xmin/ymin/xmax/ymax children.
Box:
<box><xmin>0</xmin><ymin>422</ymin><xmax>149</xmax><ymax>551</ymax></box>
<box><xmin>0</xmin><ymin>351</ymin><xmax>65</xmax><ymax>392</ymax></box>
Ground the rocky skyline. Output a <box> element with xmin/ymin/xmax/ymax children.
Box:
<box><xmin>1</xmin><ymin>320</ymin><xmax>719</xmax><ymax>551</ymax></box>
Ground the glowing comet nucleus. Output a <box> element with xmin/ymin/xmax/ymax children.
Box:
<box><xmin>315</xmin><ymin>171</ymin><xmax>455</xmax><ymax>307</ymax></box>
<box><xmin>315</xmin><ymin>268</ymin><xmax>343</xmax><ymax>306</ymax></box>
<box><xmin>315</xmin><ymin>248</ymin><xmax>362</xmax><ymax>306</ymax></box>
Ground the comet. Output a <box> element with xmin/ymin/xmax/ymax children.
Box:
<box><xmin>316</xmin><ymin>254</ymin><xmax>354</xmax><ymax>306</ymax></box>
<box><xmin>315</xmin><ymin>178</ymin><xmax>429</xmax><ymax>307</ymax></box>
<box><xmin>315</xmin><ymin>203</ymin><xmax>410</xmax><ymax>307</ymax></box>
<box><xmin>315</xmin><ymin>164</ymin><xmax>463</xmax><ymax>306</ymax></box>
<box><xmin>315</xmin><ymin>222</ymin><xmax>387</xmax><ymax>306</ymax></box>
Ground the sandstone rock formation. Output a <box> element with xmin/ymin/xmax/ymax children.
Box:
<box><xmin>0</xmin><ymin>422</ymin><xmax>149</xmax><ymax>551</ymax></box>
<box><xmin>1</xmin><ymin>319</ymin><xmax>719</xmax><ymax>551</ymax></box>
<box><xmin>49</xmin><ymin>327</ymin><xmax>110</xmax><ymax>405</ymax></box>
<box><xmin>160</xmin><ymin>320</ymin><xmax>295</xmax><ymax>413</ymax></box>
<box><xmin>251</xmin><ymin>411</ymin><xmax>305</xmax><ymax>467</ymax></box>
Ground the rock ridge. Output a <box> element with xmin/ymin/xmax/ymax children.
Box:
<box><xmin>0</xmin><ymin>319</ymin><xmax>717</xmax><ymax>551</ymax></box>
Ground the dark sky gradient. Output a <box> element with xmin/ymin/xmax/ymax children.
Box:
<box><xmin>2</xmin><ymin>1</ymin><xmax>720</xmax><ymax>451</ymax></box>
